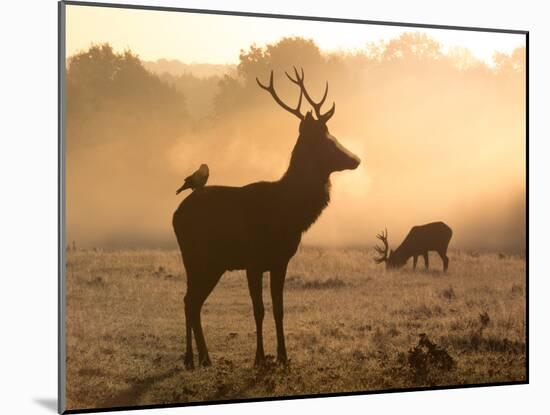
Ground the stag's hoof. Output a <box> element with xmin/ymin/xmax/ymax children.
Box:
<box><xmin>199</xmin><ymin>356</ymin><xmax>212</xmax><ymax>367</ymax></box>
<box><xmin>184</xmin><ymin>355</ymin><xmax>194</xmax><ymax>370</ymax></box>
<box><xmin>276</xmin><ymin>356</ymin><xmax>289</xmax><ymax>366</ymax></box>
<box><xmin>254</xmin><ymin>354</ymin><xmax>267</xmax><ymax>367</ymax></box>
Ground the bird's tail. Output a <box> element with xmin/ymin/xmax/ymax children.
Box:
<box><xmin>175</xmin><ymin>184</ymin><xmax>190</xmax><ymax>195</ymax></box>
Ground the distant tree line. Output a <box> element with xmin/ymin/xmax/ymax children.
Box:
<box><xmin>66</xmin><ymin>44</ymin><xmax>188</xmax><ymax>154</ymax></box>
<box><xmin>66</xmin><ymin>36</ymin><xmax>525</xmax><ymax>150</ymax></box>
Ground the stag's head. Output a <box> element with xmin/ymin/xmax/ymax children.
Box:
<box><xmin>374</xmin><ymin>228</ymin><xmax>403</xmax><ymax>269</ymax></box>
<box><xmin>257</xmin><ymin>68</ymin><xmax>360</xmax><ymax>176</ymax></box>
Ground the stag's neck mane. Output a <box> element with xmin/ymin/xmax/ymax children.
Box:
<box><xmin>278</xmin><ymin>140</ymin><xmax>331</xmax><ymax>233</ymax></box>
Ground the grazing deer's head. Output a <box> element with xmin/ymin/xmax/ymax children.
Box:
<box><xmin>257</xmin><ymin>68</ymin><xmax>360</xmax><ymax>178</ymax></box>
<box><xmin>374</xmin><ymin>228</ymin><xmax>403</xmax><ymax>268</ymax></box>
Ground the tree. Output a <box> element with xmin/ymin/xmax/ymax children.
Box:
<box><xmin>66</xmin><ymin>44</ymin><xmax>187</xmax><ymax>149</ymax></box>
<box><xmin>214</xmin><ymin>37</ymin><xmax>326</xmax><ymax>116</ymax></box>
<box><xmin>493</xmin><ymin>47</ymin><xmax>526</xmax><ymax>75</ymax></box>
<box><xmin>382</xmin><ymin>32</ymin><xmax>443</xmax><ymax>62</ymax></box>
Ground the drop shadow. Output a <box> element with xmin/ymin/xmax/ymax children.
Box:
<box><xmin>34</xmin><ymin>398</ymin><xmax>57</xmax><ymax>412</ymax></box>
<box><xmin>100</xmin><ymin>367</ymin><xmax>182</xmax><ymax>408</ymax></box>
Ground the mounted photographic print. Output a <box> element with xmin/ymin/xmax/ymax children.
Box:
<box><xmin>58</xmin><ymin>1</ymin><xmax>528</xmax><ymax>413</ymax></box>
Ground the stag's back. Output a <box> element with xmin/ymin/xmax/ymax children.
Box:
<box><xmin>173</xmin><ymin>183</ymin><xmax>302</xmax><ymax>272</ymax></box>
<box><xmin>401</xmin><ymin>221</ymin><xmax>452</xmax><ymax>253</ymax></box>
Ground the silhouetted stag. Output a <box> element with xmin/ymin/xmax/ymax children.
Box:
<box><xmin>173</xmin><ymin>68</ymin><xmax>360</xmax><ymax>368</ymax></box>
<box><xmin>374</xmin><ymin>222</ymin><xmax>452</xmax><ymax>271</ymax></box>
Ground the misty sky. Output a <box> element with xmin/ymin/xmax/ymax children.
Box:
<box><xmin>66</xmin><ymin>4</ymin><xmax>525</xmax><ymax>65</ymax></box>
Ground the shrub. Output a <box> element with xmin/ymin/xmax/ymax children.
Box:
<box><xmin>441</xmin><ymin>287</ymin><xmax>456</xmax><ymax>300</ymax></box>
<box><xmin>407</xmin><ymin>334</ymin><xmax>455</xmax><ymax>385</ymax></box>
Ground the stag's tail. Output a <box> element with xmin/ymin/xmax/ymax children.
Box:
<box><xmin>172</xmin><ymin>207</ymin><xmax>188</xmax><ymax>277</ymax></box>
<box><xmin>172</xmin><ymin>206</ymin><xmax>184</xmax><ymax>245</ymax></box>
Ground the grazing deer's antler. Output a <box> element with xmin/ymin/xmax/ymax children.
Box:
<box><xmin>374</xmin><ymin>227</ymin><xmax>389</xmax><ymax>264</ymax></box>
<box><xmin>256</xmin><ymin>71</ymin><xmax>304</xmax><ymax>120</ymax></box>
<box><xmin>285</xmin><ymin>66</ymin><xmax>335</xmax><ymax>122</ymax></box>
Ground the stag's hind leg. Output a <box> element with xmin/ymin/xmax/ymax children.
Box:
<box><xmin>247</xmin><ymin>269</ymin><xmax>265</xmax><ymax>366</ymax></box>
<box><xmin>270</xmin><ymin>263</ymin><xmax>288</xmax><ymax>365</ymax></box>
<box><xmin>186</xmin><ymin>268</ymin><xmax>223</xmax><ymax>367</ymax></box>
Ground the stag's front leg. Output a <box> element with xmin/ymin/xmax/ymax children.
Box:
<box><xmin>246</xmin><ymin>269</ymin><xmax>265</xmax><ymax>366</ymax></box>
<box><xmin>270</xmin><ymin>264</ymin><xmax>288</xmax><ymax>365</ymax></box>
<box><xmin>413</xmin><ymin>256</ymin><xmax>418</xmax><ymax>270</ymax></box>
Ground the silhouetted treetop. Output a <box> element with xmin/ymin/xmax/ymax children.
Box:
<box><xmin>66</xmin><ymin>44</ymin><xmax>188</xmax><ymax>150</ymax></box>
<box><xmin>215</xmin><ymin>37</ymin><xmax>326</xmax><ymax>115</ymax></box>
<box><xmin>67</xmin><ymin>44</ymin><xmax>186</xmax><ymax>124</ymax></box>
<box><xmin>493</xmin><ymin>47</ymin><xmax>526</xmax><ymax>75</ymax></box>
<box><xmin>382</xmin><ymin>32</ymin><xmax>443</xmax><ymax>62</ymax></box>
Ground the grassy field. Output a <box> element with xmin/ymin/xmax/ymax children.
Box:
<box><xmin>65</xmin><ymin>247</ymin><xmax>526</xmax><ymax>410</ymax></box>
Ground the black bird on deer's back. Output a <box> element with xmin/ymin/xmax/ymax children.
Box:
<box><xmin>374</xmin><ymin>221</ymin><xmax>453</xmax><ymax>272</ymax></box>
<box><xmin>173</xmin><ymin>68</ymin><xmax>361</xmax><ymax>369</ymax></box>
<box><xmin>176</xmin><ymin>164</ymin><xmax>209</xmax><ymax>194</ymax></box>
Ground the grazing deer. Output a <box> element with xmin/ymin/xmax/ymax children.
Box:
<box><xmin>374</xmin><ymin>222</ymin><xmax>452</xmax><ymax>271</ymax></box>
<box><xmin>173</xmin><ymin>68</ymin><xmax>360</xmax><ymax>369</ymax></box>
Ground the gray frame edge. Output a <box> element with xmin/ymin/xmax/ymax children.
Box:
<box><xmin>58</xmin><ymin>1</ymin><xmax>67</xmax><ymax>413</ymax></box>
<box><xmin>62</xmin><ymin>0</ymin><xmax>528</xmax><ymax>34</ymax></box>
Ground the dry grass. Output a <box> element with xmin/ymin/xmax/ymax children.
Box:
<box><xmin>65</xmin><ymin>247</ymin><xmax>526</xmax><ymax>410</ymax></box>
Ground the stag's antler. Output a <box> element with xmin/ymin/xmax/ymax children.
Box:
<box><xmin>256</xmin><ymin>68</ymin><xmax>335</xmax><ymax>122</ymax></box>
<box><xmin>256</xmin><ymin>71</ymin><xmax>304</xmax><ymax>120</ymax></box>
<box><xmin>374</xmin><ymin>228</ymin><xmax>389</xmax><ymax>264</ymax></box>
<box><xmin>285</xmin><ymin>66</ymin><xmax>335</xmax><ymax>122</ymax></box>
